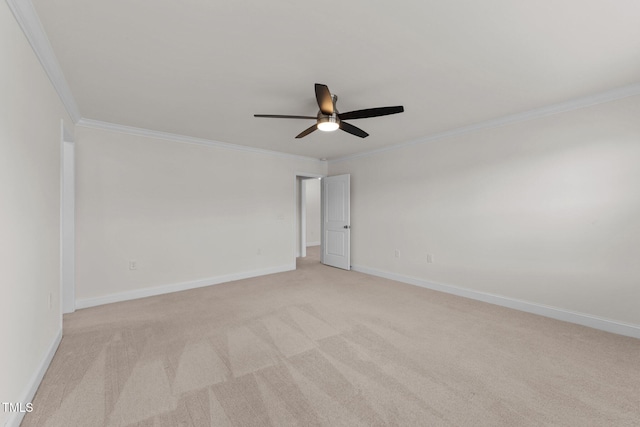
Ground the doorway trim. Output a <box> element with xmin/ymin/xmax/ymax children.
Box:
<box><xmin>294</xmin><ymin>172</ymin><xmax>324</xmax><ymax>264</ymax></box>
<box><xmin>61</xmin><ymin>121</ymin><xmax>75</xmax><ymax>314</ymax></box>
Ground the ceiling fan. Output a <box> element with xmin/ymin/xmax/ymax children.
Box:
<box><xmin>254</xmin><ymin>83</ymin><xmax>404</xmax><ymax>139</ymax></box>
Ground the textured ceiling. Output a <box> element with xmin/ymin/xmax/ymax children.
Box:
<box><xmin>32</xmin><ymin>0</ymin><xmax>640</xmax><ymax>160</ymax></box>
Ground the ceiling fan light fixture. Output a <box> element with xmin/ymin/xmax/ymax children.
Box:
<box><xmin>317</xmin><ymin>116</ymin><xmax>339</xmax><ymax>132</ymax></box>
<box><xmin>254</xmin><ymin>83</ymin><xmax>404</xmax><ymax>139</ymax></box>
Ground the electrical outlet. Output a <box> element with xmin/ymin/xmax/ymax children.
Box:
<box><xmin>395</xmin><ymin>249</ymin><xmax>400</xmax><ymax>258</ymax></box>
<box><xmin>426</xmin><ymin>253</ymin><xmax>434</xmax><ymax>264</ymax></box>
<box><xmin>129</xmin><ymin>260</ymin><xmax>137</xmax><ymax>270</ymax></box>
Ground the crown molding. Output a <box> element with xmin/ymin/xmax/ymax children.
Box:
<box><xmin>330</xmin><ymin>82</ymin><xmax>640</xmax><ymax>164</ymax></box>
<box><xmin>6</xmin><ymin>0</ymin><xmax>81</xmax><ymax>122</ymax></box>
<box><xmin>77</xmin><ymin>118</ymin><xmax>324</xmax><ymax>163</ymax></box>
<box><xmin>8</xmin><ymin>0</ymin><xmax>639</xmax><ymax>163</ymax></box>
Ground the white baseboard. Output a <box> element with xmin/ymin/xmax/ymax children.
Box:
<box><xmin>351</xmin><ymin>265</ymin><xmax>640</xmax><ymax>340</ymax></box>
<box><xmin>75</xmin><ymin>264</ymin><xmax>296</xmax><ymax>309</ymax></box>
<box><xmin>5</xmin><ymin>328</ymin><xmax>62</xmax><ymax>427</ymax></box>
<box><xmin>306</xmin><ymin>241</ymin><xmax>320</xmax><ymax>247</ymax></box>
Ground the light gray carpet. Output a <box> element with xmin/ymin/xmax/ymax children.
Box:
<box><xmin>23</xmin><ymin>247</ymin><xmax>640</xmax><ymax>426</ymax></box>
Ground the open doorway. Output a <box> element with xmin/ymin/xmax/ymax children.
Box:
<box><xmin>295</xmin><ymin>174</ymin><xmax>323</xmax><ymax>264</ymax></box>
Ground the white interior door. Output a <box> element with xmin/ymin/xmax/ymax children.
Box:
<box><xmin>321</xmin><ymin>174</ymin><xmax>350</xmax><ymax>270</ymax></box>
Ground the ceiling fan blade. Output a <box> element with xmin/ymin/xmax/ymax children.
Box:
<box><xmin>254</xmin><ymin>114</ymin><xmax>316</xmax><ymax>119</ymax></box>
<box><xmin>295</xmin><ymin>124</ymin><xmax>318</xmax><ymax>139</ymax></box>
<box><xmin>338</xmin><ymin>106</ymin><xmax>404</xmax><ymax>120</ymax></box>
<box><xmin>315</xmin><ymin>83</ymin><xmax>334</xmax><ymax>115</ymax></box>
<box><xmin>340</xmin><ymin>121</ymin><xmax>369</xmax><ymax>138</ymax></box>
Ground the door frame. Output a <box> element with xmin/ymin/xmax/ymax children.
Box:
<box><xmin>294</xmin><ymin>172</ymin><xmax>324</xmax><ymax>263</ymax></box>
<box><xmin>60</xmin><ymin>121</ymin><xmax>75</xmax><ymax>314</ymax></box>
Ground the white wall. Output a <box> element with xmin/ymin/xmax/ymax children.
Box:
<box><xmin>329</xmin><ymin>95</ymin><xmax>640</xmax><ymax>327</ymax></box>
<box><xmin>74</xmin><ymin>125</ymin><xmax>326</xmax><ymax>305</ymax></box>
<box><xmin>305</xmin><ymin>178</ymin><xmax>321</xmax><ymax>245</ymax></box>
<box><xmin>0</xmin><ymin>3</ymin><xmax>72</xmax><ymax>425</ymax></box>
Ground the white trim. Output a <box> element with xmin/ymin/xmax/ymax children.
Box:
<box><xmin>330</xmin><ymin>83</ymin><xmax>640</xmax><ymax>164</ymax></box>
<box><xmin>75</xmin><ymin>264</ymin><xmax>295</xmax><ymax>309</ymax></box>
<box><xmin>61</xmin><ymin>123</ymin><xmax>74</xmax><ymax>143</ymax></box>
<box><xmin>351</xmin><ymin>264</ymin><xmax>640</xmax><ymax>340</ymax></box>
<box><xmin>294</xmin><ymin>177</ymin><xmax>300</xmax><ymax>259</ymax></box>
<box><xmin>306</xmin><ymin>241</ymin><xmax>321</xmax><ymax>247</ymax></box>
<box><xmin>294</xmin><ymin>172</ymin><xmax>325</xmax><ymax>179</ymax></box>
<box><xmin>5</xmin><ymin>328</ymin><xmax>62</xmax><ymax>427</ymax></box>
<box><xmin>300</xmin><ymin>181</ymin><xmax>307</xmax><ymax>258</ymax></box>
<box><xmin>60</xmin><ymin>136</ymin><xmax>75</xmax><ymax>314</ymax></box>
<box><xmin>6</xmin><ymin>0</ymin><xmax>81</xmax><ymax>123</ymax></box>
<box><xmin>77</xmin><ymin>118</ymin><xmax>323</xmax><ymax>162</ymax></box>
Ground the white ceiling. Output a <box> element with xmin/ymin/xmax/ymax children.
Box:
<box><xmin>31</xmin><ymin>0</ymin><xmax>640</xmax><ymax>160</ymax></box>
